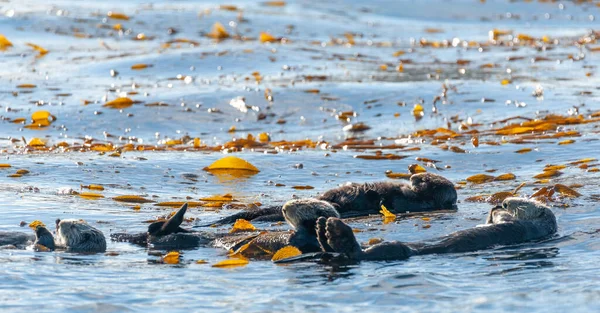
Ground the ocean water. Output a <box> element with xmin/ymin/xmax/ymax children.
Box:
<box><xmin>1</xmin><ymin>0</ymin><xmax>599</xmax><ymax>312</ymax></box>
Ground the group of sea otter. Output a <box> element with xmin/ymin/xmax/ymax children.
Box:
<box><xmin>0</xmin><ymin>173</ymin><xmax>558</xmax><ymax>263</ymax></box>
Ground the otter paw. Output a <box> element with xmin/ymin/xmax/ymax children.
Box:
<box><xmin>325</xmin><ymin>218</ymin><xmax>362</xmax><ymax>258</ymax></box>
<box><xmin>316</xmin><ymin>217</ymin><xmax>334</xmax><ymax>252</ymax></box>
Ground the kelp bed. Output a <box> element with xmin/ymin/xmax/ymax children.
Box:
<box><xmin>1</xmin><ymin>1</ymin><xmax>600</xmax><ymax>312</ymax></box>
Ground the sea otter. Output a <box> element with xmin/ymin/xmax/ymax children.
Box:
<box><xmin>276</xmin><ymin>197</ymin><xmax>557</xmax><ymax>262</ymax></box>
<box><xmin>111</xmin><ymin>199</ymin><xmax>340</xmax><ymax>254</ymax></box>
<box><xmin>0</xmin><ymin>231</ymin><xmax>34</xmax><ymax>249</ymax></box>
<box><xmin>198</xmin><ymin>172</ymin><xmax>457</xmax><ymax>226</ymax></box>
<box><xmin>53</xmin><ymin>219</ymin><xmax>107</xmax><ymax>253</ymax></box>
<box><xmin>0</xmin><ymin>219</ymin><xmax>106</xmax><ymax>253</ymax></box>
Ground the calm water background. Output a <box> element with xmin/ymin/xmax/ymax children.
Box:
<box><xmin>1</xmin><ymin>0</ymin><xmax>600</xmax><ymax>312</ymax></box>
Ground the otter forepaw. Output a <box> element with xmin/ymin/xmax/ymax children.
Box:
<box><xmin>316</xmin><ymin>217</ymin><xmax>334</xmax><ymax>252</ymax></box>
<box><xmin>325</xmin><ymin>218</ymin><xmax>363</xmax><ymax>259</ymax></box>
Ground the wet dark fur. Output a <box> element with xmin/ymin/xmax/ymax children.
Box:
<box><xmin>111</xmin><ymin>202</ymin><xmax>334</xmax><ymax>253</ymax></box>
<box><xmin>34</xmin><ymin>226</ymin><xmax>56</xmax><ymax>250</ymax></box>
<box><xmin>313</xmin><ymin>198</ymin><xmax>557</xmax><ymax>261</ymax></box>
<box><xmin>55</xmin><ymin>219</ymin><xmax>107</xmax><ymax>253</ymax></box>
<box><xmin>200</xmin><ymin>173</ymin><xmax>457</xmax><ymax>226</ymax></box>
<box><xmin>0</xmin><ymin>231</ymin><xmax>34</xmax><ymax>248</ymax></box>
<box><xmin>0</xmin><ymin>222</ymin><xmax>102</xmax><ymax>252</ymax></box>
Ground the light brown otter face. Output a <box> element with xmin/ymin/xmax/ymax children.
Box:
<box><xmin>487</xmin><ymin>197</ymin><xmax>550</xmax><ymax>224</ymax></box>
<box><xmin>282</xmin><ymin>199</ymin><xmax>340</xmax><ymax>230</ymax></box>
<box><xmin>56</xmin><ymin>219</ymin><xmax>107</xmax><ymax>253</ymax></box>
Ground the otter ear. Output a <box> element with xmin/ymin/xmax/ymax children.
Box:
<box><xmin>159</xmin><ymin>203</ymin><xmax>188</xmax><ymax>235</ymax></box>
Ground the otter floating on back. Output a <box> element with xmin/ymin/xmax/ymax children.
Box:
<box><xmin>277</xmin><ymin>197</ymin><xmax>557</xmax><ymax>262</ymax></box>
<box><xmin>111</xmin><ymin>199</ymin><xmax>340</xmax><ymax>254</ymax></box>
<box><xmin>198</xmin><ymin>172</ymin><xmax>457</xmax><ymax>226</ymax></box>
<box><xmin>0</xmin><ymin>219</ymin><xmax>107</xmax><ymax>253</ymax></box>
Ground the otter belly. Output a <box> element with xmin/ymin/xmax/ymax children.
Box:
<box><xmin>413</xmin><ymin>221</ymin><xmax>555</xmax><ymax>255</ymax></box>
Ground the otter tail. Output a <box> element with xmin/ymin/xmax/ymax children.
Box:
<box><xmin>194</xmin><ymin>205</ymin><xmax>284</xmax><ymax>227</ymax></box>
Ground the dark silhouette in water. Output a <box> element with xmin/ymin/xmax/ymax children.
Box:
<box><xmin>0</xmin><ymin>231</ymin><xmax>33</xmax><ymax>249</ymax></box>
<box><xmin>312</xmin><ymin>197</ymin><xmax>557</xmax><ymax>261</ymax></box>
<box><xmin>111</xmin><ymin>199</ymin><xmax>340</xmax><ymax>253</ymax></box>
<box><xmin>198</xmin><ymin>173</ymin><xmax>457</xmax><ymax>226</ymax></box>
<box><xmin>0</xmin><ymin>220</ymin><xmax>106</xmax><ymax>253</ymax></box>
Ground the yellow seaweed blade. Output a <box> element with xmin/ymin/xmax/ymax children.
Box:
<box><xmin>103</xmin><ymin>97</ymin><xmax>134</xmax><ymax>109</ymax></box>
<box><xmin>207</xmin><ymin>22</ymin><xmax>230</xmax><ymax>39</ymax></box>
<box><xmin>131</xmin><ymin>63</ymin><xmax>151</xmax><ymax>70</ymax></box>
<box><xmin>79</xmin><ymin>192</ymin><xmax>105</xmax><ymax>200</ymax></box>
<box><xmin>408</xmin><ymin>164</ymin><xmax>427</xmax><ymax>174</ymax></box>
<box><xmin>554</xmin><ymin>184</ymin><xmax>581</xmax><ymax>198</ymax></box>
<box><xmin>380</xmin><ymin>204</ymin><xmax>396</xmax><ymax>224</ymax></box>
<box><xmin>204</xmin><ymin>156</ymin><xmax>260</xmax><ymax>172</ymax></box>
<box><xmin>113</xmin><ymin>195</ymin><xmax>154</xmax><ymax>203</ymax></box>
<box><xmin>107</xmin><ymin>11</ymin><xmax>130</xmax><ymax>20</ymax></box>
<box><xmin>466</xmin><ymin>174</ymin><xmax>496</xmax><ymax>184</ymax></box>
<box><xmin>259</xmin><ymin>32</ymin><xmax>277</xmax><ymax>43</ymax></box>
<box><xmin>230</xmin><ymin>219</ymin><xmax>257</xmax><ymax>233</ymax></box>
<box><xmin>211</xmin><ymin>258</ymin><xmax>249</xmax><ymax>268</ymax></box>
<box><xmin>29</xmin><ymin>220</ymin><xmax>46</xmax><ymax>229</ymax></box>
<box><xmin>0</xmin><ymin>34</ymin><xmax>13</xmax><ymax>51</ymax></box>
<box><xmin>28</xmin><ymin>138</ymin><xmax>47</xmax><ymax>147</ymax></box>
<box><xmin>26</xmin><ymin>43</ymin><xmax>49</xmax><ymax>56</ymax></box>
<box><xmin>162</xmin><ymin>251</ymin><xmax>180</xmax><ymax>264</ymax></box>
<box><xmin>199</xmin><ymin>194</ymin><xmax>234</xmax><ymax>202</ymax></box>
<box><xmin>31</xmin><ymin>110</ymin><xmax>53</xmax><ymax>122</ymax></box>
<box><xmin>82</xmin><ymin>184</ymin><xmax>105</xmax><ymax>191</ymax></box>
<box><xmin>271</xmin><ymin>246</ymin><xmax>302</xmax><ymax>262</ymax></box>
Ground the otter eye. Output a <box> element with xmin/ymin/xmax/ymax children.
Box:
<box><xmin>502</xmin><ymin>202</ymin><xmax>507</xmax><ymax>209</ymax></box>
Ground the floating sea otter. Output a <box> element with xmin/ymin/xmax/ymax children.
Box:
<box><xmin>198</xmin><ymin>172</ymin><xmax>457</xmax><ymax>226</ymax></box>
<box><xmin>286</xmin><ymin>197</ymin><xmax>557</xmax><ymax>262</ymax></box>
<box><xmin>0</xmin><ymin>219</ymin><xmax>107</xmax><ymax>253</ymax></box>
<box><xmin>111</xmin><ymin>199</ymin><xmax>340</xmax><ymax>254</ymax></box>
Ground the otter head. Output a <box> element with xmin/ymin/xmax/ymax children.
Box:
<box><xmin>33</xmin><ymin>225</ymin><xmax>55</xmax><ymax>251</ymax></box>
<box><xmin>55</xmin><ymin>218</ymin><xmax>107</xmax><ymax>253</ymax></box>
<box><xmin>282</xmin><ymin>199</ymin><xmax>340</xmax><ymax>233</ymax></box>
<box><xmin>486</xmin><ymin>197</ymin><xmax>553</xmax><ymax>224</ymax></box>
<box><xmin>410</xmin><ymin>173</ymin><xmax>458</xmax><ymax>210</ymax></box>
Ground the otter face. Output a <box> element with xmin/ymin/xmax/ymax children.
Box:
<box><xmin>502</xmin><ymin>197</ymin><xmax>550</xmax><ymax>220</ymax></box>
<box><xmin>282</xmin><ymin>199</ymin><xmax>340</xmax><ymax>231</ymax></box>
<box><xmin>487</xmin><ymin>197</ymin><xmax>551</xmax><ymax>224</ymax></box>
<box><xmin>56</xmin><ymin>219</ymin><xmax>107</xmax><ymax>253</ymax></box>
<box><xmin>410</xmin><ymin>173</ymin><xmax>458</xmax><ymax>210</ymax></box>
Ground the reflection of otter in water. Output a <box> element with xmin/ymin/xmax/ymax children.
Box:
<box><xmin>0</xmin><ymin>220</ymin><xmax>106</xmax><ymax>253</ymax></box>
<box><xmin>200</xmin><ymin>173</ymin><xmax>457</xmax><ymax>226</ymax></box>
<box><xmin>112</xmin><ymin>200</ymin><xmax>340</xmax><ymax>253</ymax></box>
<box><xmin>308</xmin><ymin>197</ymin><xmax>557</xmax><ymax>261</ymax></box>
